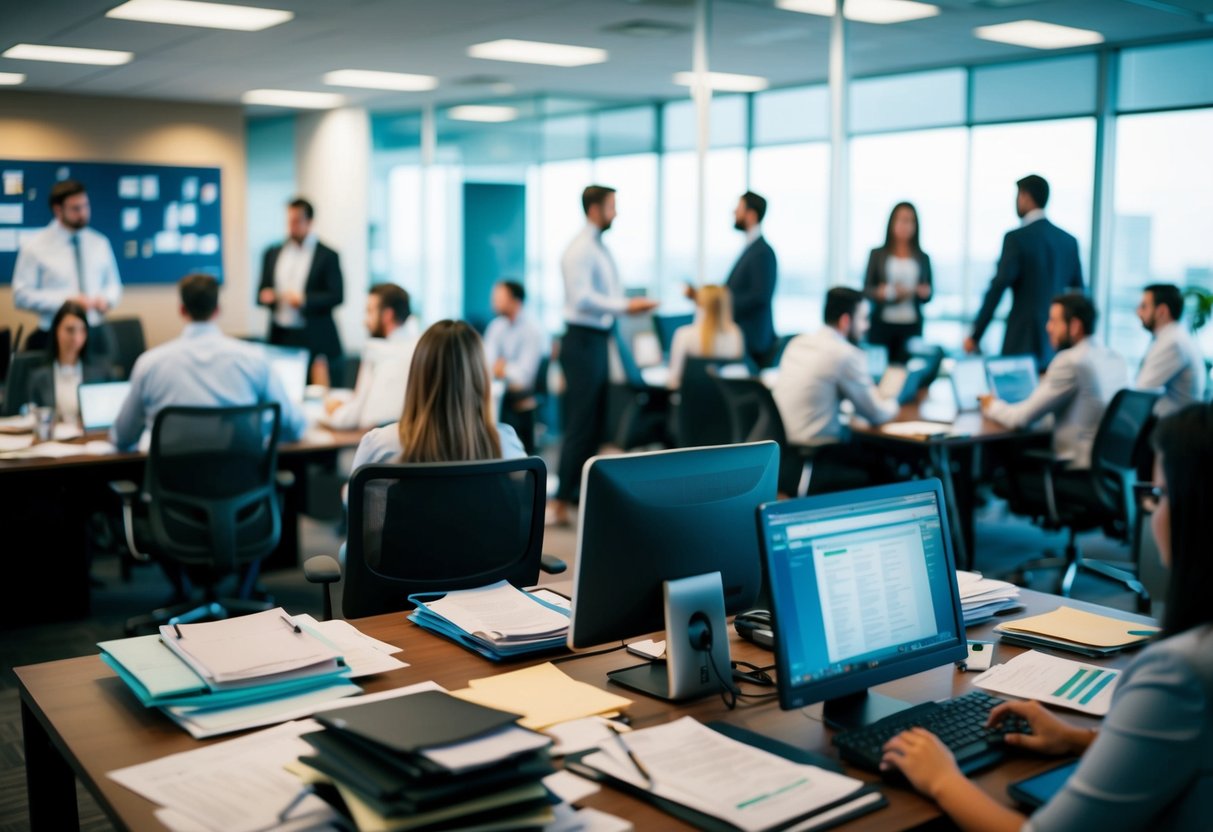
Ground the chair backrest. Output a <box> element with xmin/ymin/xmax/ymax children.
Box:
<box><xmin>653</xmin><ymin>312</ymin><xmax>694</xmax><ymax>357</ymax></box>
<box><xmin>343</xmin><ymin>457</ymin><xmax>547</xmax><ymax>619</ymax></box>
<box><xmin>2</xmin><ymin>351</ymin><xmax>51</xmax><ymax>416</ymax></box>
<box><xmin>533</xmin><ymin>354</ymin><xmax>551</xmax><ymax>398</ymax></box>
<box><xmin>711</xmin><ymin>373</ymin><xmax>789</xmax><ymax>446</ymax></box>
<box><xmin>677</xmin><ymin>357</ymin><xmax>753</xmax><ymax>448</ymax></box>
<box><xmin>144</xmin><ymin>404</ymin><xmax>283</xmax><ymax>574</ymax></box>
<box><xmin>0</xmin><ymin>327</ymin><xmax>12</xmax><ymax>384</ymax></box>
<box><xmin>1089</xmin><ymin>387</ymin><xmax>1162</xmax><ymax>521</ymax></box>
<box><xmin>106</xmin><ymin>317</ymin><xmax>147</xmax><ymax>380</ymax></box>
<box><xmin>611</xmin><ymin>325</ymin><xmax>648</xmax><ymax>388</ymax></box>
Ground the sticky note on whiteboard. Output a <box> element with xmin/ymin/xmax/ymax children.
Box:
<box><xmin>121</xmin><ymin>207</ymin><xmax>141</xmax><ymax>232</ymax></box>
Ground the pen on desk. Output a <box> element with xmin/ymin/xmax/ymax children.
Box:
<box><xmin>281</xmin><ymin>614</ymin><xmax>302</xmax><ymax>634</ymax></box>
<box><xmin>607</xmin><ymin>721</ymin><xmax>652</xmax><ymax>788</ymax></box>
<box><xmin>278</xmin><ymin>785</ymin><xmax>313</xmax><ymax>822</ymax></box>
<box><xmin>172</xmin><ymin>623</ymin><xmax>183</xmax><ymax>639</ymax></box>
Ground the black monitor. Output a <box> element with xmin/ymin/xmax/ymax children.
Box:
<box><xmin>569</xmin><ymin>441</ymin><xmax>779</xmax><ymax>701</ymax></box>
<box><xmin>758</xmin><ymin>479</ymin><xmax>967</xmax><ymax>730</ymax></box>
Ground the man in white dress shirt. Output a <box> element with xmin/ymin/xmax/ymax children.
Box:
<box><xmin>551</xmin><ymin>185</ymin><xmax>657</xmax><ymax>524</ymax></box>
<box><xmin>323</xmin><ymin>283</ymin><xmax>416</xmax><ymax>430</ymax></box>
<box><xmin>1136</xmin><ymin>284</ymin><xmax>1206</xmax><ymax>417</ymax></box>
<box><xmin>774</xmin><ymin>287</ymin><xmax>900</xmax><ymax>446</ymax></box>
<box><xmin>483</xmin><ymin>280</ymin><xmax>547</xmax><ymax>453</ymax></box>
<box><xmin>12</xmin><ymin>179</ymin><xmax>122</xmax><ymax>353</ymax></box>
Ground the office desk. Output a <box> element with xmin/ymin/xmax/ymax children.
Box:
<box><xmin>16</xmin><ymin>589</ymin><xmax>1154</xmax><ymax>832</ymax></box>
<box><xmin>0</xmin><ymin>428</ymin><xmax>365</xmax><ymax>625</ymax></box>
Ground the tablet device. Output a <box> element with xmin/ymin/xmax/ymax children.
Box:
<box><xmin>1008</xmin><ymin>760</ymin><xmax>1079</xmax><ymax>809</ymax></box>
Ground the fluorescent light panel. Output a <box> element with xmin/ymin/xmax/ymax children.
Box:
<box><xmin>2</xmin><ymin>44</ymin><xmax>133</xmax><ymax>66</ymax></box>
<box><xmin>776</xmin><ymin>0</ymin><xmax>940</xmax><ymax>24</ymax></box>
<box><xmin>673</xmin><ymin>71</ymin><xmax>769</xmax><ymax>92</ymax></box>
<box><xmin>323</xmin><ymin>69</ymin><xmax>438</xmax><ymax>92</ymax></box>
<box><xmin>467</xmin><ymin>39</ymin><xmax>607</xmax><ymax>67</ymax></box>
<box><xmin>974</xmin><ymin>20</ymin><xmax>1104</xmax><ymax>50</ymax></box>
<box><xmin>0</xmin><ymin>72</ymin><xmax>26</xmax><ymax>85</ymax></box>
<box><xmin>447</xmin><ymin>105</ymin><xmax>519</xmax><ymax>123</ymax></box>
<box><xmin>106</xmin><ymin>0</ymin><xmax>292</xmax><ymax>30</ymax></box>
<box><xmin>242</xmin><ymin>88</ymin><xmax>344</xmax><ymax>109</ymax></box>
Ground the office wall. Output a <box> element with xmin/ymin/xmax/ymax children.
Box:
<box><xmin>0</xmin><ymin>91</ymin><xmax>249</xmax><ymax>348</ymax></box>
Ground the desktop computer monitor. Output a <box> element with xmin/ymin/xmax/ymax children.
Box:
<box><xmin>569</xmin><ymin>441</ymin><xmax>779</xmax><ymax>701</ymax></box>
<box><xmin>985</xmin><ymin>355</ymin><xmax>1038</xmax><ymax>404</ymax></box>
<box><xmin>758</xmin><ymin>479</ymin><xmax>967</xmax><ymax>730</ymax></box>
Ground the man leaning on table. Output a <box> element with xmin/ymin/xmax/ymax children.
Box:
<box><xmin>111</xmin><ymin>273</ymin><xmax>306</xmax><ymax>450</ymax></box>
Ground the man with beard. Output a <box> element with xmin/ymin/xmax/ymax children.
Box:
<box><xmin>1135</xmin><ymin>283</ymin><xmax>1206</xmax><ymax>417</ymax></box>
<box><xmin>13</xmin><ymin>179</ymin><xmax>122</xmax><ymax>354</ymax></box>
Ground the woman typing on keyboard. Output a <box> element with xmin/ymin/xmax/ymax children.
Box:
<box><xmin>879</xmin><ymin>401</ymin><xmax>1213</xmax><ymax>832</ymax></box>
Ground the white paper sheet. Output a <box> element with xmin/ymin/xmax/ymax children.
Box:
<box><xmin>973</xmin><ymin>649</ymin><xmax>1119</xmax><ymax>716</ymax></box>
<box><xmin>543</xmin><ymin>770</ymin><xmax>601</xmax><ymax>805</ymax></box>
<box><xmin>425</xmin><ymin>580</ymin><xmax>569</xmax><ymax>640</ymax></box>
<box><xmin>290</xmin><ymin>615</ymin><xmax>408</xmax><ymax>678</ymax></box>
<box><xmin>545</xmin><ymin>716</ymin><xmax>628</xmax><ymax>757</ymax></box>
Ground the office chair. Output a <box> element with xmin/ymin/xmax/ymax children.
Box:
<box><xmin>1004</xmin><ymin>388</ymin><xmax>1162</xmax><ymax>611</ymax></box>
<box><xmin>303</xmin><ymin>457</ymin><xmax>566</xmax><ymax>620</ymax></box>
<box><xmin>652</xmin><ymin>312</ymin><xmax>694</xmax><ymax>358</ymax></box>
<box><xmin>105</xmin><ymin>317</ymin><xmax>147</xmax><ymax>380</ymax></box>
<box><xmin>710</xmin><ymin>372</ymin><xmax>815</xmax><ymax>496</ymax></box>
<box><xmin>674</xmin><ymin>356</ymin><xmax>754</xmax><ymax>448</ymax></box>
<box><xmin>607</xmin><ymin>325</ymin><xmax>670</xmax><ymax>449</ymax></box>
<box><xmin>110</xmin><ymin>403</ymin><xmax>293</xmax><ymax>634</ymax></box>
<box><xmin>1</xmin><ymin>351</ymin><xmax>50</xmax><ymax>416</ymax></box>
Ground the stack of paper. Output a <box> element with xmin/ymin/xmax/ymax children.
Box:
<box><xmin>994</xmin><ymin>605</ymin><xmax>1159</xmax><ymax>657</ymax></box>
<box><xmin>956</xmin><ymin>570</ymin><xmax>1022</xmax><ymax>626</ymax></box>
<box><xmin>294</xmin><ymin>689</ymin><xmax>558</xmax><ymax>831</ymax></box>
<box><xmin>453</xmin><ymin>663</ymin><xmax>633</xmax><ymax>731</ymax></box>
<box><xmin>408</xmin><ymin>580</ymin><xmax>570</xmax><ymax>660</ymax></box>
<box><xmin>973</xmin><ymin>650</ymin><xmax>1120</xmax><ymax>716</ymax></box>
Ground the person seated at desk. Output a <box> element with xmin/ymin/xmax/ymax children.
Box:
<box><xmin>1136</xmin><ymin>283</ymin><xmax>1206</xmax><ymax>417</ymax></box>
<box><xmin>21</xmin><ymin>300</ymin><xmax>112</xmax><ymax>426</ymax></box>
<box><xmin>773</xmin><ymin>287</ymin><xmax>899</xmax><ymax>446</ymax></box>
<box><xmin>881</xmin><ymin>401</ymin><xmax>1213</xmax><ymax>831</ymax></box>
<box><xmin>981</xmin><ymin>293</ymin><xmax>1126</xmax><ymax>470</ymax></box>
<box><xmin>323</xmin><ymin>283</ymin><xmax>416</xmax><ymax>430</ymax></box>
<box><xmin>111</xmin><ymin>273</ymin><xmax>306</xmax><ymax>451</ymax></box>
<box><xmin>483</xmin><ymin>279</ymin><xmax>547</xmax><ymax>453</ymax></box>
<box><xmin>666</xmin><ymin>284</ymin><xmax>745</xmax><ymax>389</ymax></box>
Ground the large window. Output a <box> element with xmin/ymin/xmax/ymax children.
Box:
<box><xmin>660</xmin><ymin>148</ymin><xmax>748</xmax><ymax>302</ymax></box>
<box><xmin>593</xmin><ymin>154</ymin><xmax>659</xmax><ymax>294</ymax></box>
<box><xmin>533</xmin><ymin>159</ymin><xmax>593</xmax><ymax>332</ymax></box>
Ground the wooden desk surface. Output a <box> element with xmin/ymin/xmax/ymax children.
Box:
<box><xmin>15</xmin><ymin>589</ymin><xmax>1154</xmax><ymax>832</ymax></box>
<box><xmin>851</xmin><ymin>393</ymin><xmax>1041</xmax><ymax>449</ymax></box>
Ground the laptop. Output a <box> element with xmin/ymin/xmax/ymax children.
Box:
<box><xmin>78</xmin><ymin>381</ymin><xmax>132</xmax><ymax>432</ymax></box>
<box><xmin>259</xmin><ymin>345</ymin><xmax>309</xmax><ymax>404</ymax></box>
<box><xmin>864</xmin><ymin>344</ymin><xmax>889</xmax><ymax>383</ymax></box>
<box><xmin>876</xmin><ymin>360</ymin><xmax>932</xmax><ymax>406</ymax></box>
<box><xmin>985</xmin><ymin>355</ymin><xmax>1038</xmax><ymax>404</ymax></box>
<box><xmin>950</xmin><ymin>356</ymin><xmax>990</xmax><ymax>412</ymax></box>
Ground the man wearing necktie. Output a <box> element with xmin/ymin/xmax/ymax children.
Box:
<box><xmin>550</xmin><ymin>185</ymin><xmax>657</xmax><ymax>525</ymax></box>
<box><xmin>12</xmin><ymin>179</ymin><xmax>122</xmax><ymax>353</ymax></box>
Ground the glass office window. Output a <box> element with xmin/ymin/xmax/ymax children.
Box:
<box><xmin>660</xmin><ymin>148</ymin><xmax>748</xmax><ymax>302</ymax></box>
<box><xmin>849</xmin><ymin>69</ymin><xmax>966</xmax><ymax>135</ymax></box>
<box><xmin>967</xmin><ymin>118</ymin><xmax>1095</xmax><ymax>352</ymax></box>
<box><xmin>849</xmin><ymin>128</ymin><xmax>968</xmax><ymax>345</ymax></box>
<box><xmin>534</xmin><ymin>158</ymin><xmax>595</xmax><ymax>332</ymax></box>
<box><xmin>593</xmin><ymin>154</ymin><xmax>659</xmax><ymax>294</ymax></box>
<box><xmin>596</xmin><ymin>106</ymin><xmax>658</xmax><ymax>156</ymax></box>
<box><xmin>663</xmin><ymin>95</ymin><xmax>748</xmax><ymax>151</ymax></box>
<box><xmin>1120</xmin><ymin>40</ymin><xmax>1213</xmax><ymax>112</ymax></box>
<box><xmin>753</xmin><ymin>86</ymin><xmax>829</xmax><ymax>145</ymax></box>
<box><xmin>1110</xmin><ymin>109</ymin><xmax>1213</xmax><ymax>364</ymax></box>
<box><xmin>972</xmin><ymin>55</ymin><xmax>1097</xmax><ymax>123</ymax></box>
<box><xmin>749</xmin><ymin>143</ymin><xmax>830</xmax><ymax>334</ymax></box>
<box><xmin>543</xmin><ymin>114</ymin><xmax>591</xmax><ymax>162</ymax></box>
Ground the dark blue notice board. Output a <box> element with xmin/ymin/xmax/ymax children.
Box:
<box><xmin>0</xmin><ymin>160</ymin><xmax>222</xmax><ymax>285</ymax></box>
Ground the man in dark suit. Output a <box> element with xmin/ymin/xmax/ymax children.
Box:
<box><xmin>965</xmin><ymin>174</ymin><xmax>1083</xmax><ymax>371</ymax></box>
<box><xmin>724</xmin><ymin>191</ymin><xmax>778</xmax><ymax>367</ymax></box>
<box><xmin>257</xmin><ymin>197</ymin><xmax>344</xmax><ymax>381</ymax></box>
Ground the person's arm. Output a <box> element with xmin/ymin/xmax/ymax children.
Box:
<box><xmin>109</xmin><ymin>361</ymin><xmax>147</xmax><ymax>450</ymax></box>
<box><xmin>496</xmin><ymin>423</ymin><xmax>527</xmax><ymax>459</ymax></box>
<box><xmin>839</xmin><ymin>349</ymin><xmax>899</xmax><ymax>426</ymax></box>
<box><xmin>11</xmin><ymin>246</ymin><xmax>71</xmax><ymax>317</ymax></box>
<box><xmin>305</xmin><ymin>247</ymin><xmax>344</xmax><ymax>312</ymax></box>
<box><xmin>863</xmin><ymin>250</ymin><xmax>886</xmax><ymax>301</ymax></box>
<box><xmin>917</xmin><ymin>253</ymin><xmax>933</xmax><ymax>303</ymax></box>
<box><xmin>1067</xmin><ymin>237</ymin><xmax>1084</xmax><ymax>292</ymax></box>
<box><xmin>1136</xmin><ymin>338</ymin><xmax>1184</xmax><ymax>391</ymax></box>
<box><xmin>971</xmin><ymin>232</ymin><xmax>1021</xmax><ymax>341</ymax></box>
<box><xmin>564</xmin><ymin>241</ymin><xmax>629</xmax><ymax>318</ymax></box>
<box><xmin>98</xmin><ymin>238</ymin><xmax>122</xmax><ymax>311</ymax></box>
<box><xmin>257</xmin><ymin>248</ymin><xmax>277</xmax><ymax>307</ymax></box>
<box><xmin>985</xmin><ymin>354</ymin><xmax>1076</xmax><ymax>429</ymax></box>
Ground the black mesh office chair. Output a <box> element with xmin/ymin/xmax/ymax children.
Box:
<box><xmin>652</xmin><ymin>312</ymin><xmax>694</xmax><ymax>358</ymax></box>
<box><xmin>607</xmin><ymin>325</ymin><xmax>670</xmax><ymax>449</ymax></box>
<box><xmin>110</xmin><ymin>404</ymin><xmax>291</xmax><ymax>633</ymax></box>
<box><xmin>2</xmin><ymin>351</ymin><xmax>50</xmax><ymax>416</ymax></box>
<box><xmin>674</xmin><ymin>356</ymin><xmax>754</xmax><ymax>448</ymax></box>
<box><xmin>305</xmin><ymin>457</ymin><xmax>563</xmax><ymax>620</ymax></box>
<box><xmin>711</xmin><ymin>373</ymin><xmax>814</xmax><ymax>495</ymax></box>
<box><xmin>106</xmin><ymin>317</ymin><xmax>146</xmax><ymax>380</ymax></box>
<box><xmin>1006</xmin><ymin>388</ymin><xmax>1162</xmax><ymax>610</ymax></box>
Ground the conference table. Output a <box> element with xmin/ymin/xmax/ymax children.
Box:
<box><xmin>16</xmin><ymin>588</ymin><xmax>1155</xmax><ymax>832</ymax></box>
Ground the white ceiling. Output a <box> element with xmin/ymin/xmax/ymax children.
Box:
<box><xmin>0</xmin><ymin>0</ymin><xmax>1210</xmax><ymax>113</ymax></box>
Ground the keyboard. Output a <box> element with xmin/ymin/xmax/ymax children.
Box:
<box><xmin>833</xmin><ymin>691</ymin><xmax>1031</xmax><ymax>776</ymax></box>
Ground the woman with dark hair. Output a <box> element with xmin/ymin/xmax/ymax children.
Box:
<box><xmin>879</xmin><ymin>401</ymin><xmax>1213</xmax><ymax>831</ymax></box>
<box><xmin>863</xmin><ymin>202</ymin><xmax>933</xmax><ymax>364</ymax></box>
<box><xmin>26</xmin><ymin>300</ymin><xmax>112</xmax><ymax>426</ymax></box>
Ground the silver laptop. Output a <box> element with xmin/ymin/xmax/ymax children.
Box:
<box><xmin>78</xmin><ymin>381</ymin><xmax>132</xmax><ymax>432</ymax></box>
<box><xmin>985</xmin><ymin>355</ymin><xmax>1038</xmax><ymax>404</ymax></box>
<box><xmin>259</xmin><ymin>345</ymin><xmax>309</xmax><ymax>404</ymax></box>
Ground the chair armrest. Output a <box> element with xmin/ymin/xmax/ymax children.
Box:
<box><xmin>108</xmin><ymin>479</ymin><xmax>140</xmax><ymax>504</ymax></box>
<box><xmin>275</xmin><ymin>470</ymin><xmax>296</xmax><ymax>490</ymax></box>
<box><xmin>304</xmin><ymin>555</ymin><xmax>342</xmax><ymax>585</ymax></box>
<box><xmin>540</xmin><ymin>554</ymin><xmax>567</xmax><ymax>575</ymax></box>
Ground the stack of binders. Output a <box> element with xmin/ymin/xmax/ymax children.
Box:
<box><xmin>408</xmin><ymin>580</ymin><xmax>570</xmax><ymax>661</ymax></box>
<box><xmin>294</xmin><ymin>690</ymin><xmax>558</xmax><ymax>830</ymax></box>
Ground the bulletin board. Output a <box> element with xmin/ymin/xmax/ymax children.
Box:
<box><xmin>0</xmin><ymin>160</ymin><xmax>223</xmax><ymax>285</ymax></box>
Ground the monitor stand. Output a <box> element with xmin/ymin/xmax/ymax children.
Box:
<box><xmin>822</xmin><ymin>690</ymin><xmax>914</xmax><ymax>732</ymax></box>
<box><xmin>608</xmin><ymin>571</ymin><xmax>732</xmax><ymax>703</ymax></box>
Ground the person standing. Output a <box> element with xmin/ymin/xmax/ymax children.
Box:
<box><xmin>965</xmin><ymin>174</ymin><xmax>1083</xmax><ymax>371</ymax></box>
<box><xmin>12</xmin><ymin>179</ymin><xmax>122</xmax><ymax>353</ymax></box>
<box><xmin>483</xmin><ymin>280</ymin><xmax>547</xmax><ymax>454</ymax></box>
<box><xmin>550</xmin><ymin>185</ymin><xmax>657</xmax><ymax>524</ymax></box>
<box><xmin>863</xmin><ymin>201</ymin><xmax>933</xmax><ymax>364</ymax></box>
<box><xmin>257</xmin><ymin>197</ymin><xmax>344</xmax><ymax>382</ymax></box>
<box><xmin>721</xmin><ymin>192</ymin><xmax>777</xmax><ymax>367</ymax></box>
<box><xmin>1136</xmin><ymin>283</ymin><xmax>1206</xmax><ymax>417</ymax></box>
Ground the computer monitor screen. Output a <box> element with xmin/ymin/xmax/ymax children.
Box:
<box><xmin>79</xmin><ymin>381</ymin><xmax>132</xmax><ymax>432</ymax></box>
<box><xmin>759</xmin><ymin>480</ymin><xmax>966</xmax><ymax>716</ymax></box>
<box><xmin>985</xmin><ymin>355</ymin><xmax>1038</xmax><ymax>404</ymax></box>
<box><xmin>258</xmin><ymin>345</ymin><xmax>309</xmax><ymax>404</ymax></box>
<box><xmin>951</xmin><ymin>357</ymin><xmax>990</xmax><ymax>410</ymax></box>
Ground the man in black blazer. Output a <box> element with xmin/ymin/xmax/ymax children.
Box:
<box><xmin>725</xmin><ymin>191</ymin><xmax>778</xmax><ymax>367</ymax></box>
<box><xmin>966</xmin><ymin>175</ymin><xmax>1083</xmax><ymax>371</ymax></box>
<box><xmin>258</xmin><ymin>197</ymin><xmax>344</xmax><ymax>378</ymax></box>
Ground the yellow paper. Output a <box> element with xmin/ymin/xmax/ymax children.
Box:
<box><xmin>452</xmin><ymin>662</ymin><xmax>632</xmax><ymax>731</ymax></box>
<box><xmin>996</xmin><ymin>606</ymin><xmax>1156</xmax><ymax>648</ymax></box>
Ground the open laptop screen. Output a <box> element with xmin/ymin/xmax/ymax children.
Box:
<box><xmin>79</xmin><ymin>381</ymin><xmax>132</xmax><ymax>432</ymax></box>
<box><xmin>985</xmin><ymin>355</ymin><xmax>1038</xmax><ymax>404</ymax></box>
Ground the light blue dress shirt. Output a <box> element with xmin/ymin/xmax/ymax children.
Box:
<box><xmin>12</xmin><ymin>221</ymin><xmax>123</xmax><ymax>330</ymax></box>
<box><xmin>110</xmin><ymin>322</ymin><xmax>307</xmax><ymax>450</ymax></box>
<box><xmin>483</xmin><ymin>312</ymin><xmax>548</xmax><ymax>390</ymax></box>
<box><xmin>561</xmin><ymin>223</ymin><xmax>628</xmax><ymax>330</ymax></box>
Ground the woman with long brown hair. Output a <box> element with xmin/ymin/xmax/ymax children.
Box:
<box><xmin>863</xmin><ymin>201</ymin><xmax>933</xmax><ymax>364</ymax></box>
<box><xmin>666</xmin><ymin>284</ymin><xmax>745</xmax><ymax>388</ymax></box>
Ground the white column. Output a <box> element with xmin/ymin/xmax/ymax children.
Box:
<box><xmin>419</xmin><ymin>104</ymin><xmax>437</xmax><ymax>322</ymax></box>
<box><xmin>295</xmin><ymin>107</ymin><xmax>371</xmax><ymax>353</ymax></box>
<box><xmin>693</xmin><ymin>0</ymin><xmax>712</xmax><ymax>285</ymax></box>
<box><xmin>826</xmin><ymin>0</ymin><xmax>849</xmax><ymax>288</ymax></box>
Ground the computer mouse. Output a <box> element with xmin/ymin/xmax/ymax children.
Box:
<box><xmin>734</xmin><ymin>609</ymin><xmax>775</xmax><ymax>649</ymax></box>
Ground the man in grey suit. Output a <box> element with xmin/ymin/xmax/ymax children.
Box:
<box><xmin>724</xmin><ymin>192</ymin><xmax>778</xmax><ymax>367</ymax></box>
<box><xmin>965</xmin><ymin>175</ymin><xmax>1083</xmax><ymax>371</ymax></box>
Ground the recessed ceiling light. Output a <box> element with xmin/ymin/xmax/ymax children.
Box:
<box><xmin>974</xmin><ymin>20</ymin><xmax>1104</xmax><ymax>49</ymax></box>
<box><xmin>2</xmin><ymin>44</ymin><xmax>134</xmax><ymax>66</ymax></box>
<box><xmin>673</xmin><ymin>71</ymin><xmax>769</xmax><ymax>93</ymax></box>
<box><xmin>106</xmin><ymin>0</ymin><xmax>292</xmax><ymax>31</ymax></box>
<box><xmin>447</xmin><ymin>105</ymin><xmax>519</xmax><ymax>123</ymax></box>
<box><xmin>0</xmin><ymin>72</ymin><xmax>26</xmax><ymax>85</ymax></box>
<box><xmin>241</xmin><ymin>89</ymin><xmax>344</xmax><ymax>109</ymax></box>
<box><xmin>468</xmin><ymin>39</ymin><xmax>608</xmax><ymax>67</ymax></box>
<box><xmin>775</xmin><ymin>0</ymin><xmax>940</xmax><ymax>24</ymax></box>
<box><xmin>323</xmin><ymin>69</ymin><xmax>438</xmax><ymax>92</ymax></box>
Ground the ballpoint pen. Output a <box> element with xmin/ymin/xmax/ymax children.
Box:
<box><xmin>607</xmin><ymin>721</ymin><xmax>652</xmax><ymax>788</ymax></box>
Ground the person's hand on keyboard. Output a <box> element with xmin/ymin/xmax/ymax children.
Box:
<box><xmin>986</xmin><ymin>700</ymin><xmax>1094</xmax><ymax>756</ymax></box>
<box><xmin>879</xmin><ymin>727</ymin><xmax>963</xmax><ymax>800</ymax></box>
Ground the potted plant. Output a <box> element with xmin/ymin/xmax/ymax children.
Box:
<box><xmin>1183</xmin><ymin>286</ymin><xmax>1212</xmax><ymax>334</ymax></box>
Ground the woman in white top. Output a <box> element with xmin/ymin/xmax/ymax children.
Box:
<box><xmin>27</xmin><ymin>300</ymin><xmax>112</xmax><ymax>426</ymax></box>
<box><xmin>666</xmin><ymin>284</ymin><xmax>746</xmax><ymax>388</ymax></box>
<box><xmin>863</xmin><ymin>202</ymin><xmax>933</xmax><ymax>364</ymax></box>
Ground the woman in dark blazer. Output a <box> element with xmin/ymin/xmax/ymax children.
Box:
<box><xmin>863</xmin><ymin>202</ymin><xmax>933</xmax><ymax>364</ymax></box>
<box><xmin>25</xmin><ymin>301</ymin><xmax>112</xmax><ymax>425</ymax></box>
